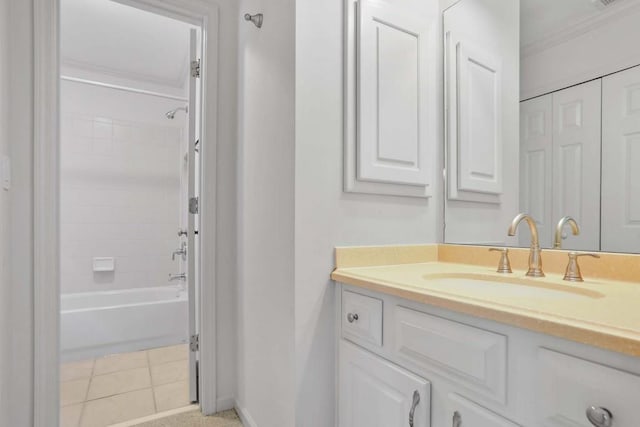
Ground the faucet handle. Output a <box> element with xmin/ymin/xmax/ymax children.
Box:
<box><xmin>489</xmin><ymin>248</ymin><xmax>512</xmax><ymax>274</ymax></box>
<box><xmin>563</xmin><ymin>252</ymin><xmax>600</xmax><ymax>282</ymax></box>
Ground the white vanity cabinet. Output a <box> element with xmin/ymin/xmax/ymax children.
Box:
<box><xmin>336</xmin><ymin>284</ymin><xmax>640</xmax><ymax>427</ymax></box>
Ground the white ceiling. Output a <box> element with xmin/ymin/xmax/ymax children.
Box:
<box><xmin>61</xmin><ymin>0</ymin><xmax>193</xmax><ymax>89</ymax></box>
<box><xmin>521</xmin><ymin>0</ymin><xmax>626</xmax><ymax>47</ymax></box>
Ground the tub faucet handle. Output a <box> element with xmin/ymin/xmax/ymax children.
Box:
<box><xmin>172</xmin><ymin>242</ymin><xmax>187</xmax><ymax>261</ymax></box>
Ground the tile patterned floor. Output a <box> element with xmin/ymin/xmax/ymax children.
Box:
<box><xmin>60</xmin><ymin>344</ymin><xmax>191</xmax><ymax>427</ymax></box>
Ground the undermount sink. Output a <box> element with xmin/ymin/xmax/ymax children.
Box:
<box><xmin>421</xmin><ymin>273</ymin><xmax>605</xmax><ymax>300</ymax></box>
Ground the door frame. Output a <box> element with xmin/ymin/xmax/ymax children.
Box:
<box><xmin>33</xmin><ymin>0</ymin><xmax>220</xmax><ymax>424</ymax></box>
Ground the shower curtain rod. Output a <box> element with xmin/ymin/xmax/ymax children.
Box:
<box><xmin>60</xmin><ymin>75</ymin><xmax>189</xmax><ymax>102</ymax></box>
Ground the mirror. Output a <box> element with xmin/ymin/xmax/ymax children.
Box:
<box><xmin>443</xmin><ymin>0</ymin><xmax>640</xmax><ymax>253</ymax></box>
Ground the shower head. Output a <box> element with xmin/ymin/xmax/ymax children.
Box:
<box><xmin>165</xmin><ymin>106</ymin><xmax>188</xmax><ymax>119</ymax></box>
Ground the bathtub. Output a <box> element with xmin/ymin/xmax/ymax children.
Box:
<box><xmin>61</xmin><ymin>285</ymin><xmax>188</xmax><ymax>362</ymax></box>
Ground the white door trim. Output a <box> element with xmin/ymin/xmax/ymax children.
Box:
<box><xmin>32</xmin><ymin>0</ymin><xmax>221</xmax><ymax>423</ymax></box>
<box><xmin>33</xmin><ymin>1</ymin><xmax>60</xmax><ymax>425</ymax></box>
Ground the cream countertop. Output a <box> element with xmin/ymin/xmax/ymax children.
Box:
<box><xmin>331</xmin><ymin>245</ymin><xmax>640</xmax><ymax>357</ymax></box>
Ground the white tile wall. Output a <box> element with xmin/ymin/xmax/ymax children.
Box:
<box><xmin>60</xmin><ymin>88</ymin><xmax>186</xmax><ymax>294</ymax></box>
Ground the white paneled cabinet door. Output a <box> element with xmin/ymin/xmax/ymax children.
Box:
<box><xmin>339</xmin><ymin>340</ymin><xmax>431</xmax><ymax>427</ymax></box>
<box><xmin>447</xmin><ymin>393</ymin><xmax>520</xmax><ymax>427</ymax></box>
<box><xmin>602</xmin><ymin>65</ymin><xmax>640</xmax><ymax>253</ymax></box>
<box><xmin>356</xmin><ymin>0</ymin><xmax>435</xmax><ymax>187</ymax></box>
<box><xmin>536</xmin><ymin>349</ymin><xmax>640</xmax><ymax>427</ymax></box>
<box><xmin>551</xmin><ymin>80</ymin><xmax>601</xmax><ymax>251</ymax></box>
<box><xmin>520</xmin><ymin>95</ymin><xmax>553</xmax><ymax>249</ymax></box>
<box><xmin>454</xmin><ymin>40</ymin><xmax>503</xmax><ymax>196</ymax></box>
<box><xmin>442</xmin><ymin>0</ymin><xmax>519</xmax><ymax>245</ymax></box>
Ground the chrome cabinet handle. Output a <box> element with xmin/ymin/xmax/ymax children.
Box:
<box><xmin>408</xmin><ymin>390</ymin><xmax>420</xmax><ymax>427</ymax></box>
<box><xmin>586</xmin><ymin>406</ymin><xmax>612</xmax><ymax>427</ymax></box>
<box><xmin>347</xmin><ymin>313</ymin><xmax>359</xmax><ymax>323</ymax></box>
<box><xmin>452</xmin><ymin>411</ymin><xmax>462</xmax><ymax>427</ymax></box>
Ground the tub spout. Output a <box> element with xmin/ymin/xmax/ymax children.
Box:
<box><xmin>169</xmin><ymin>273</ymin><xmax>186</xmax><ymax>282</ymax></box>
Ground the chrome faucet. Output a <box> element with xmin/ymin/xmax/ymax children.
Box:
<box><xmin>554</xmin><ymin>216</ymin><xmax>580</xmax><ymax>249</ymax></box>
<box><xmin>172</xmin><ymin>242</ymin><xmax>187</xmax><ymax>261</ymax></box>
<box><xmin>507</xmin><ymin>213</ymin><xmax>545</xmax><ymax>277</ymax></box>
<box><xmin>169</xmin><ymin>273</ymin><xmax>186</xmax><ymax>282</ymax></box>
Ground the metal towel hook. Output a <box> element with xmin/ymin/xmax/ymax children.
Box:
<box><xmin>244</xmin><ymin>13</ymin><xmax>263</xmax><ymax>28</ymax></box>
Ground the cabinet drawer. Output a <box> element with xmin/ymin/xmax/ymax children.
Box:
<box><xmin>342</xmin><ymin>290</ymin><xmax>383</xmax><ymax>347</ymax></box>
<box><xmin>536</xmin><ymin>348</ymin><xmax>640</xmax><ymax>427</ymax></box>
<box><xmin>447</xmin><ymin>393</ymin><xmax>520</xmax><ymax>427</ymax></box>
<box><xmin>393</xmin><ymin>306</ymin><xmax>507</xmax><ymax>403</ymax></box>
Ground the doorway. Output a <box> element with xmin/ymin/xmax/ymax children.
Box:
<box><xmin>58</xmin><ymin>1</ymin><xmax>202</xmax><ymax>425</ymax></box>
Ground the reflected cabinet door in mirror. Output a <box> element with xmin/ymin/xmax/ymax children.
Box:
<box><xmin>344</xmin><ymin>0</ymin><xmax>438</xmax><ymax>197</ymax></box>
<box><xmin>602</xmin><ymin>66</ymin><xmax>640</xmax><ymax>253</ymax></box>
<box><xmin>552</xmin><ymin>80</ymin><xmax>602</xmax><ymax>252</ymax></box>
<box><xmin>520</xmin><ymin>81</ymin><xmax>601</xmax><ymax>251</ymax></box>
<box><xmin>443</xmin><ymin>0</ymin><xmax>519</xmax><ymax>245</ymax></box>
<box><xmin>520</xmin><ymin>95</ymin><xmax>553</xmax><ymax>249</ymax></box>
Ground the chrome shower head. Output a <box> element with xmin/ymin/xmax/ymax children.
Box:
<box><xmin>165</xmin><ymin>106</ymin><xmax>188</xmax><ymax>119</ymax></box>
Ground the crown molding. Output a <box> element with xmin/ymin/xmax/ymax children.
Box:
<box><xmin>61</xmin><ymin>55</ymin><xmax>188</xmax><ymax>90</ymax></box>
<box><xmin>521</xmin><ymin>0</ymin><xmax>640</xmax><ymax>58</ymax></box>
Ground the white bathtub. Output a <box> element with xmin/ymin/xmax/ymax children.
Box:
<box><xmin>61</xmin><ymin>285</ymin><xmax>188</xmax><ymax>362</ymax></box>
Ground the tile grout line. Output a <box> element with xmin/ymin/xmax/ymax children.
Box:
<box><xmin>147</xmin><ymin>350</ymin><xmax>159</xmax><ymax>414</ymax></box>
<box><xmin>77</xmin><ymin>358</ymin><xmax>96</xmax><ymax>427</ymax></box>
<box><xmin>62</xmin><ymin>346</ymin><xmax>188</xmax><ymax>426</ymax></box>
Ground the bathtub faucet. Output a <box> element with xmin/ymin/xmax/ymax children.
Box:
<box><xmin>172</xmin><ymin>242</ymin><xmax>187</xmax><ymax>261</ymax></box>
<box><xmin>169</xmin><ymin>273</ymin><xmax>186</xmax><ymax>282</ymax></box>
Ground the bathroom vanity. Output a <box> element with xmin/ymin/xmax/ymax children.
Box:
<box><xmin>334</xmin><ymin>0</ymin><xmax>640</xmax><ymax>423</ymax></box>
<box><xmin>332</xmin><ymin>245</ymin><xmax>640</xmax><ymax>427</ymax></box>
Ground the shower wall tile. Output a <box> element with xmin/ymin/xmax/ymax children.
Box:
<box><xmin>60</xmin><ymin>85</ymin><xmax>186</xmax><ymax>294</ymax></box>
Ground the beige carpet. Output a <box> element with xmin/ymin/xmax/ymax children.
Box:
<box><xmin>132</xmin><ymin>409</ymin><xmax>242</xmax><ymax>427</ymax></box>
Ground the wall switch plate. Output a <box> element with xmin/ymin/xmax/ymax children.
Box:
<box><xmin>1</xmin><ymin>155</ymin><xmax>10</xmax><ymax>190</ymax></box>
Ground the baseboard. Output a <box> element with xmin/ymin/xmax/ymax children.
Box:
<box><xmin>234</xmin><ymin>400</ymin><xmax>258</xmax><ymax>427</ymax></box>
<box><xmin>216</xmin><ymin>395</ymin><xmax>235</xmax><ymax>412</ymax></box>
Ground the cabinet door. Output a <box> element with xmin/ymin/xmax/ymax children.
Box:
<box><xmin>356</xmin><ymin>0</ymin><xmax>436</xmax><ymax>186</ymax></box>
<box><xmin>602</xmin><ymin>65</ymin><xmax>640</xmax><ymax>253</ymax></box>
<box><xmin>443</xmin><ymin>0</ymin><xmax>520</xmax><ymax>245</ymax></box>
<box><xmin>520</xmin><ymin>95</ymin><xmax>553</xmax><ymax>249</ymax></box>
<box><xmin>551</xmin><ymin>80</ymin><xmax>601</xmax><ymax>251</ymax></box>
<box><xmin>536</xmin><ymin>348</ymin><xmax>640</xmax><ymax>427</ymax></box>
<box><xmin>339</xmin><ymin>340</ymin><xmax>431</xmax><ymax>427</ymax></box>
<box><xmin>447</xmin><ymin>393</ymin><xmax>520</xmax><ymax>427</ymax></box>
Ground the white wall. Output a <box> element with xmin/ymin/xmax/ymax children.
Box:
<box><xmin>294</xmin><ymin>0</ymin><xmax>441</xmax><ymax>425</ymax></box>
<box><xmin>236</xmin><ymin>0</ymin><xmax>296</xmax><ymax>424</ymax></box>
<box><xmin>521</xmin><ymin>4</ymin><xmax>640</xmax><ymax>100</ymax></box>
<box><xmin>5</xmin><ymin>0</ymin><xmax>239</xmax><ymax>423</ymax></box>
<box><xmin>60</xmin><ymin>81</ymin><xmax>185</xmax><ymax>294</ymax></box>
<box><xmin>0</xmin><ymin>0</ymin><xmax>11</xmax><ymax>424</ymax></box>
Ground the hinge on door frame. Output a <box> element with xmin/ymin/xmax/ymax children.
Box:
<box><xmin>191</xmin><ymin>59</ymin><xmax>201</xmax><ymax>78</ymax></box>
<box><xmin>190</xmin><ymin>334</ymin><xmax>199</xmax><ymax>352</ymax></box>
<box><xmin>189</xmin><ymin>197</ymin><xmax>199</xmax><ymax>214</ymax></box>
